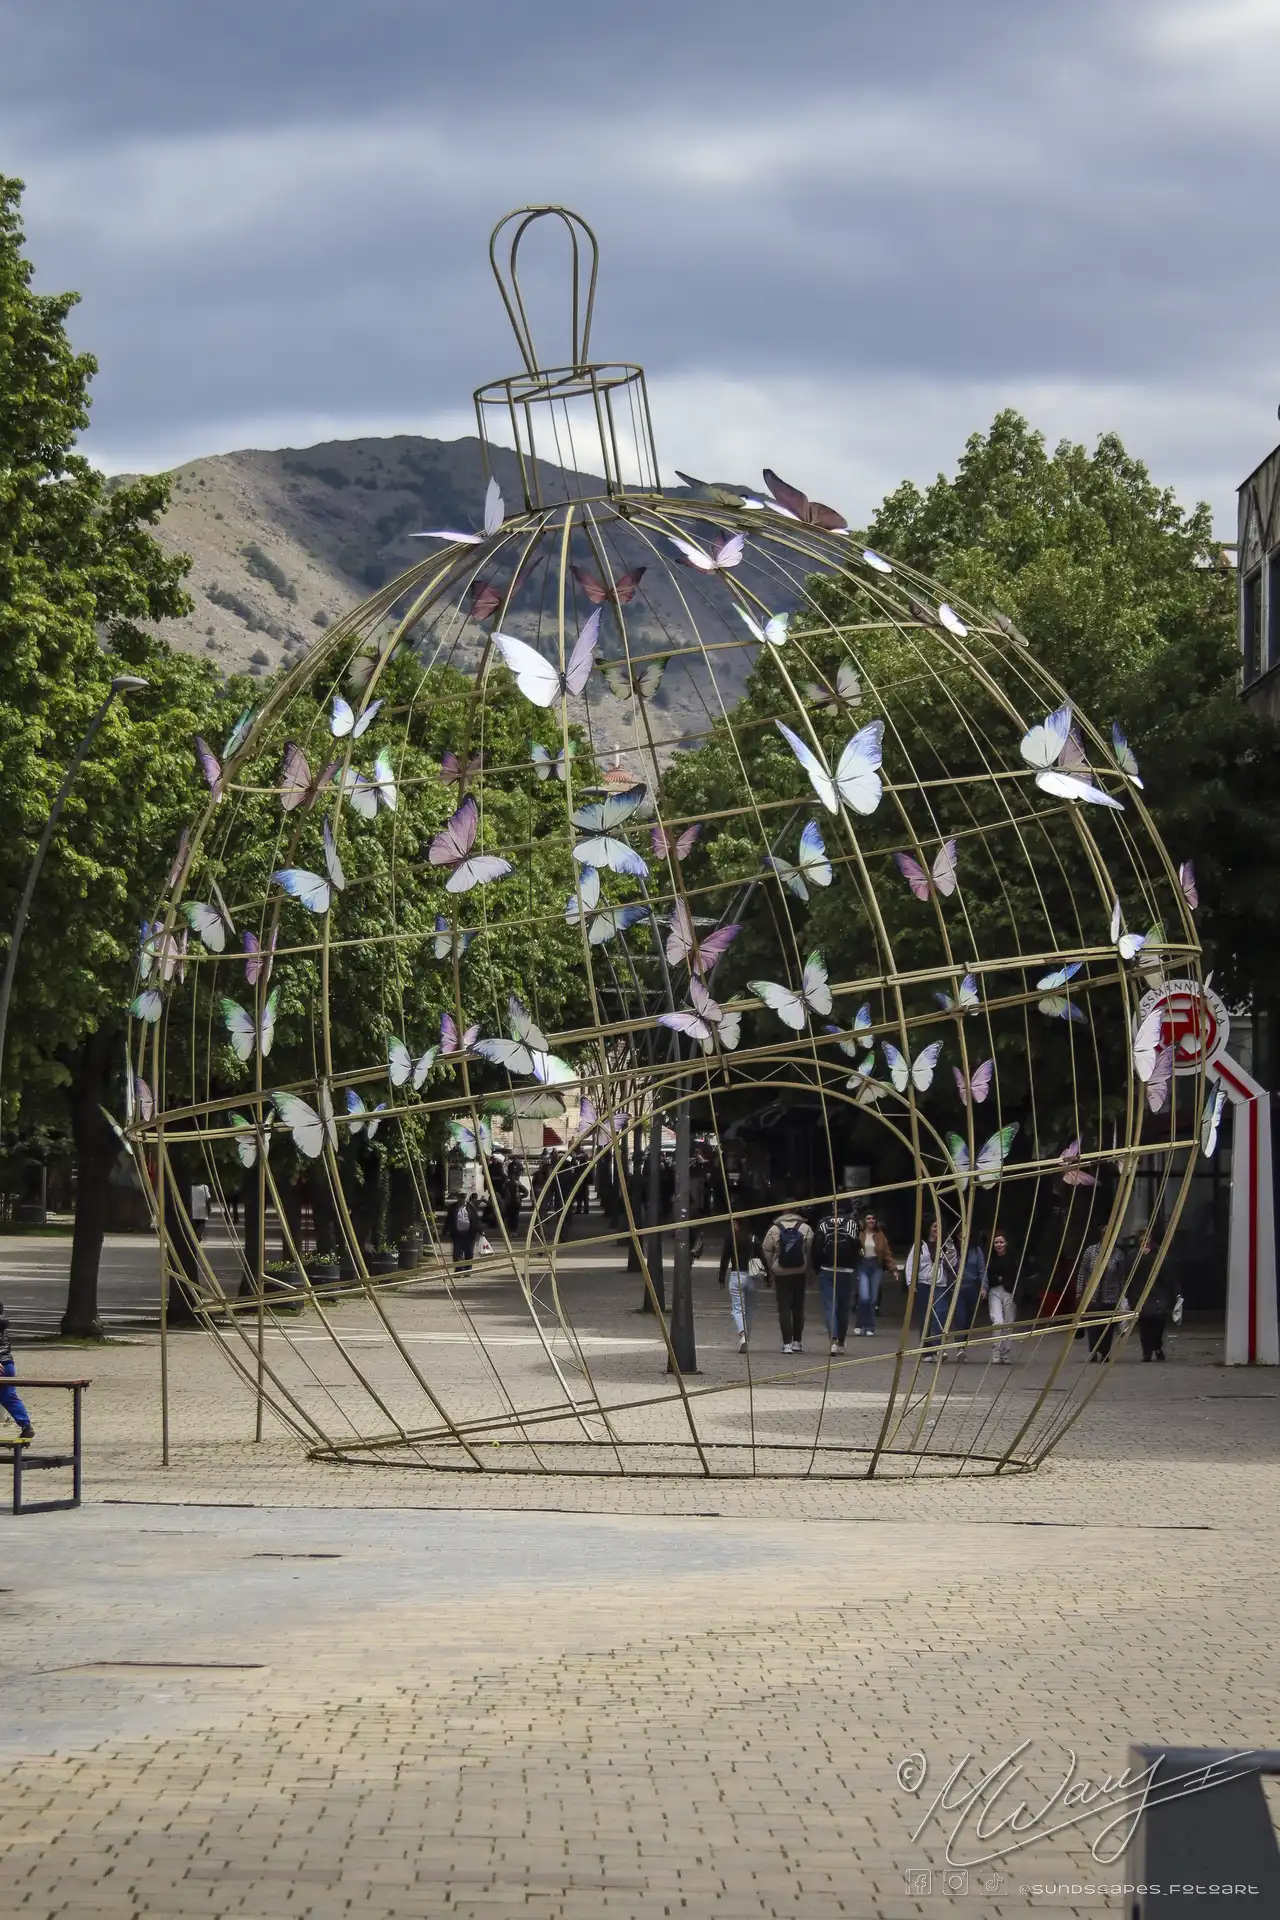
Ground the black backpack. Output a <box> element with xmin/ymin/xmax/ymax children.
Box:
<box><xmin>774</xmin><ymin>1220</ymin><xmax>807</xmax><ymax>1273</ymax></box>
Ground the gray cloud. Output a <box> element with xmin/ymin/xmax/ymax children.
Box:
<box><xmin>4</xmin><ymin>0</ymin><xmax>1277</xmax><ymax>525</ymax></box>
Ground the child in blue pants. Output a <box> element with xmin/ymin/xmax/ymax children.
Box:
<box><xmin>0</xmin><ymin>1302</ymin><xmax>33</xmax><ymax>1440</ymax></box>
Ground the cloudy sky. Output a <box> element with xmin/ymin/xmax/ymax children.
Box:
<box><xmin>4</xmin><ymin>0</ymin><xmax>1278</xmax><ymax>531</ymax></box>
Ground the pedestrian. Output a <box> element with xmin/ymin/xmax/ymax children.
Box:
<box><xmin>445</xmin><ymin>1190</ymin><xmax>479</xmax><ymax>1275</ymax></box>
<box><xmin>1133</xmin><ymin>1236</ymin><xmax>1174</xmax><ymax>1361</ymax></box>
<box><xmin>985</xmin><ymin>1229</ymin><xmax>1018</xmax><ymax>1364</ymax></box>
<box><xmin>189</xmin><ymin>1180</ymin><xmax>211</xmax><ymax>1242</ymax></box>
<box><xmin>949</xmin><ymin>1237</ymin><xmax>988</xmax><ymax>1358</ymax></box>
<box><xmin>0</xmin><ymin>1300</ymin><xmax>33</xmax><ymax>1442</ymax></box>
<box><xmin>1076</xmin><ymin>1238</ymin><xmax>1125</xmax><ymax>1360</ymax></box>
<box><xmin>920</xmin><ymin>1220</ymin><xmax>960</xmax><ymax>1355</ymax></box>
<box><xmin>812</xmin><ymin>1197</ymin><xmax>861</xmax><ymax>1355</ymax></box>
<box><xmin>853</xmin><ymin>1209</ymin><xmax>897</xmax><ymax>1338</ymax></box>
<box><xmin>761</xmin><ymin>1205</ymin><xmax>812</xmax><ymax>1353</ymax></box>
<box><xmin>718</xmin><ymin>1214</ymin><xmax>765</xmax><ymax>1354</ymax></box>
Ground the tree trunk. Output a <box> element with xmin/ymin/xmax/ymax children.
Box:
<box><xmin>61</xmin><ymin>1026</ymin><xmax>120</xmax><ymax>1340</ymax></box>
<box><xmin>163</xmin><ymin>1172</ymin><xmax>204</xmax><ymax>1327</ymax></box>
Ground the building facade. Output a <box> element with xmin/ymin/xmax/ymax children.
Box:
<box><xmin>1239</xmin><ymin>440</ymin><xmax>1280</xmax><ymax>717</ymax></box>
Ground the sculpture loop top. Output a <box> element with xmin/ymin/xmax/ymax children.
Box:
<box><xmin>489</xmin><ymin>205</ymin><xmax>601</xmax><ymax>377</ymax></box>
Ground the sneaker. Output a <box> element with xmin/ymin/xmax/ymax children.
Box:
<box><xmin>18</xmin><ymin>1425</ymin><xmax>34</xmax><ymax>1442</ymax></box>
<box><xmin>830</xmin><ymin>1340</ymin><xmax>845</xmax><ymax>1356</ymax></box>
<box><xmin>738</xmin><ymin>1335</ymin><xmax>748</xmax><ymax>1353</ymax></box>
<box><xmin>793</xmin><ymin>1342</ymin><xmax>803</xmax><ymax>1354</ymax></box>
<box><xmin>782</xmin><ymin>1342</ymin><xmax>794</xmax><ymax>1354</ymax></box>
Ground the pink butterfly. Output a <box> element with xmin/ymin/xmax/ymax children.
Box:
<box><xmin>439</xmin><ymin>750</ymin><xmax>484</xmax><ymax>785</ymax></box>
<box><xmin>167</xmin><ymin>829</ymin><xmax>191</xmax><ymax>892</ymax></box>
<box><xmin>280</xmin><ymin>743</ymin><xmax>337</xmax><ymax>812</ymax></box>
<box><xmin>1179</xmin><ymin>861</ymin><xmax>1198</xmax><ymax>911</ymax></box>
<box><xmin>468</xmin><ymin>580</ymin><xmax>502</xmax><ymax>621</ymax></box>
<box><xmin>440</xmin><ymin>1010</ymin><xmax>480</xmax><ymax>1054</ymax></box>
<box><xmin>193</xmin><ymin>737</ymin><xmax>226</xmax><ymax>800</ymax></box>
<box><xmin>243</xmin><ymin>929</ymin><xmax>277</xmax><ymax>986</ymax></box>
<box><xmin>1059</xmin><ymin>1140</ymin><xmax>1097</xmax><ymax>1187</ymax></box>
<box><xmin>651</xmin><ymin>823</ymin><xmax>701</xmax><ymax>861</ymax></box>
<box><xmin>572</xmin><ymin>565</ymin><xmax>646</xmax><ymax>606</ymax></box>
<box><xmin>759</xmin><ymin>468</ymin><xmax>848</xmax><ymax>532</ymax></box>
<box><xmin>1145</xmin><ymin>1046</ymin><xmax>1175</xmax><ymax>1114</ymax></box>
<box><xmin>428</xmin><ymin>796</ymin><xmax>513</xmax><ymax>895</ymax></box>
<box><xmin>665</xmin><ymin>900</ymin><xmax>740</xmax><ymax>976</ymax></box>
<box><xmin>894</xmin><ymin>840</ymin><xmax>958</xmax><ymax>901</ymax></box>
<box><xmin>952</xmin><ymin>1059</ymin><xmax>994</xmax><ymax>1106</ymax></box>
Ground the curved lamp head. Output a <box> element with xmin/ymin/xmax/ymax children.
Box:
<box><xmin>110</xmin><ymin>675</ymin><xmax>150</xmax><ymax>694</ymax></box>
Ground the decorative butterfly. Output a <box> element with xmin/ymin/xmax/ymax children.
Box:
<box><xmin>862</xmin><ymin>550</ymin><xmax>893</xmax><ymax>575</ymax></box>
<box><xmin>600</xmin><ymin>655</ymin><xmax>669</xmax><ymax>702</ymax></box>
<box><xmin>659</xmin><ymin>976</ymin><xmax>742</xmax><ymax>1054</ymax></box>
<box><xmin>953</xmin><ymin>1059</ymin><xmax>994</xmax><ymax>1106</ymax></box>
<box><xmin>243</xmin><ymin>930</ymin><xmax>277</xmax><ymax>987</ymax></box>
<box><xmin>388</xmin><ymin>1037</ymin><xmax>438</xmax><ymax>1092</ymax></box>
<box><xmin>895</xmin><ymin>840</ymin><xmax>958</xmax><ymax>902</ymax></box>
<box><xmin>440</xmin><ymin>1010</ymin><xmax>480</xmax><ymax>1055</ymax></box>
<box><xmin>488</xmin><ymin>1087</ymin><xmax>569</xmax><ymax>1121</ymax></box>
<box><xmin>345</xmin><ymin>1090</ymin><xmax>387</xmax><ymax>1141</ymax></box>
<box><xmin>432</xmin><ymin>913</ymin><xmax>475</xmax><ymax>961</ymax></box>
<box><xmin>651</xmin><ymin>822</ymin><xmax>701</xmax><ymax>862</ymax></box>
<box><xmin>412</xmin><ymin>476</ymin><xmax>505</xmax><ymax>544</ymax></box>
<box><xmin>495</xmin><ymin>609</ymin><xmax>600</xmax><ymax>707</ymax></box>
<box><xmin>330</xmin><ymin>696</ymin><xmax>382</xmax><ymax>740</ymax></box>
<box><xmin>223</xmin><ymin>709</ymin><xmax>255</xmax><ymax>757</ymax></box>
<box><xmin>448</xmin><ymin>1116</ymin><xmax>492</xmax><ymax>1160</ymax></box>
<box><xmin>757</xmin><ymin>468</ymin><xmax>847</xmax><ymax>531</ymax></box>
<box><xmin>1201</xmin><ymin>1085</ymin><xmax>1226</xmax><ymax>1157</ymax></box>
<box><xmin>280</xmin><ymin>743</ymin><xmax>337</xmax><ymax>812</ymax></box>
<box><xmin>1059</xmin><ymin>1139</ymin><xmax>1097</xmax><ymax>1187</ymax></box>
<box><xmin>668</xmin><ymin>532</ymin><xmax>745</xmax><ymax>573</ymax></box>
<box><xmin>474</xmin><ymin>994</ymin><xmax>573</xmax><ymax>1085</ymax></box>
<box><xmin>935</xmin><ymin>973</ymin><xmax>980</xmax><ymax>1016</ymax></box>
<box><xmin>1039</xmin><ymin>995</ymin><xmax>1087</xmax><ymax>1024</ymax></box>
<box><xmin>847</xmin><ymin>1059</ymin><xmax>887</xmax><ymax>1104</ymax></box>
<box><xmin>181</xmin><ymin>896</ymin><xmax>234</xmax><ymax>953</ymax></box>
<box><xmin>221</xmin><ymin>988</ymin><xmax>279</xmax><ymax>1063</ymax></box>
<box><xmin>825</xmin><ymin>1004</ymin><xmax>874</xmax><ymax>1058</ymax></box>
<box><xmin>127</xmin><ymin>1073</ymin><xmax>155</xmax><ymax>1126</ymax></box>
<box><xmin>193</xmin><ymin>737</ymin><xmax>227</xmax><ymax>800</ymax></box>
<box><xmin>468</xmin><ymin>579</ymin><xmax>502</xmax><ymax>621</ymax></box>
<box><xmin>665</xmin><ymin>900</ymin><xmax>740</xmax><ymax>976</ymax></box>
<box><xmin>166</xmin><ymin>829</ymin><xmax>192</xmax><ymax>894</ymax></box>
<box><xmin>1179</xmin><ymin>861</ymin><xmax>1198</xmax><ymax>911</ymax></box>
<box><xmin>776</xmin><ymin>719</ymin><xmax>884</xmax><ymax>817</ymax></box>
<box><xmin>749</xmin><ymin>950</ymin><xmax>833</xmax><ymax>1030</ymax></box>
<box><xmin>948</xmin><ymin>1123</ymin><xmax>1018</xmax><ymax>1191</ymax></box>
<box><xmin>1020</xmin><ymin>704</ymin><xmax>1124</xmax><ymax>811</ymax></box>
<box><xmin>769</xmin><ymin>820</ymin><xmax>833</xmax><ymax>901</ymax></box>
<box><xmin>440</xmin><ymin>749</ymin><xmax>484</xmax><ymax>784</ymax></box>
<box><xmin>803</xmin><ymin>660</ymin><xmax>862</xmax><ymax>716</ymax></box>
<box><xmin>1132</xmin><ymin>1007</ymin><xmax>1175</xmax><ymax>1112</ymax></box>
<box><xmin>531</xmin><ymin>743</ymin><xmax>575</xmax><ymax>781</ymax></box>
<box><xmin>566</xmin><ymin>889</ymin><xmax>650</xmax><ymax>947</ymax></box>
<box><xmin>883</xmin><ymin>1041</ymin><xmax>943</xmax><ymax>1093</ymax></box>
<box><xmin>1037</xmin><ymin>962</ymin><xmax>1082</xmax><ymax>992</ymax></box>
<box><xmin>429</xmin><ymin>796</ymin><xmax>513</xmax><ymax>894</ymax></box>
<box><xmin>273</xmin><ymin>1084</ymin><xmax>338</xmax><ymax>1159</ymax></box>
<box><xmin>936</xmin><ymin>603</ymin><xmax>968</xmax><ymax>638</ymax></box>
<box><xmin>1111</xmin><ymin>722</ymin><xmax>1142</xmax><ymax>786</ymax></box>
<box><xmin>343</xmin><ymin>748</ymin><xmax>398</xmax><ymax>820</ymax></box>
<box><xmin>128</xmin><ymin>988</ymin><xmax>164</xmax><ymax>1024</ymax></box>
<box><xmin>571</xmin><ymin>564</ymin><xmax>646</xmax><ymax>606</ymax></box>
<box><xmin>571</xmin><ymin>785</ymin><xmax>650</xmax><ymax>878</ymax></box>
<box><xmin>346</xmin><ymin>630</ymin><xmax>397</xmax><ymax>694</ymax></box>
<box><xmin>273</xmin><ymin>817</ymin><xmax>346</xmax><ymax>914</ymax></box>
<box><xmin>229</xmin><ymin>1113</ymin><xmax>266</xmax><ymax>1168</ymax></box>
<box><xmin>734</xmin><ymin>607</ymin><xmax>790</xmax><ymax>647</ymax></box>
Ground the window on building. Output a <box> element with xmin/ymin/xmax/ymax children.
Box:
<box><xmin>1269</xmin><ymin>551</ymin><xmax>1280</xmax><ymax>671</ymax></box>
<box><xmin>1243</xmin><ymin>568</ymin><xmax>1263</xmax><ymax>680</ymax></box>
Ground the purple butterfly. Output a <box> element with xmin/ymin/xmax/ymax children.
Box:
<box><xmin>428</xmin><ymin>796</ymin><xmax>513</xmax><ymax>895</ymax></box>
<box><xmin>280</xmin><ymin>744</ymin><xmax>337</xmax><ymax>812</ymax></box>
<box><xmin>664</xmin><ymin>900</ymin><xmax>740</xmax><ymax>976</ymax></box>
<box><xmin>952</xmin><ymin>1059</ymin><xmax>994</xmax><ymax>1106</ymax></box>
<box><xmin>759</xmin><ymin>468</ymin><xmax>848</xmax><ymax>532</ymax></box>
<box><xmin>193</xmin><ymin>737</ymin><xmax>226</xmax><ymax>800</ymax></box>
<box><xmin>439</xmin><ymin>750</ymin><xmax>484</xmax><ymax>785</ymax></box>
<box><xmin>651</xmin><ymin>823</ymin><xmax>701</xmax><ymax>861</ymax></box>
<box><xmin>243</xmin><ymin>929</ymin><xmax>278</xmax><ymax>987</ymax></box>
<box><xmin>440</xmin><ymin>1010</ymin><xmax>480</xmax><ymax>1054</ymax></box>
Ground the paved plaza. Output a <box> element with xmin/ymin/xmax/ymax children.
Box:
<box><xmin>1</xmin><ymin>1230</ymin><xmax>1278</xmax><ymax>1917</ymax></box>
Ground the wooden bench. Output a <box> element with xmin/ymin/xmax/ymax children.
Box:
<box><xmin>0</xmin><ymin>1378</ymin><xmax>90</xmax><ymax>1515</ymax></box>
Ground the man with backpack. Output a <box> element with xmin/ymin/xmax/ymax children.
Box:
<box><xmin>445</xmin><ymin>1191</ymin><xmax>479</xmax><ymax>1274</ymax></box>
<box><xmin>761</xmin><ymin>1207</ymin><xmax>812</xmax><ymax>1353</ymax></box>
<box><xmin>812</xmin><ymin>1197</ymin><xmax>862</xmax><ymax>1355</ymax></box>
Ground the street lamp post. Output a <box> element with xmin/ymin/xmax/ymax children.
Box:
<box><xmin>0</xmin><ymin>675</ymin><xmax>150</xmax><ymax>1110</ymax></box>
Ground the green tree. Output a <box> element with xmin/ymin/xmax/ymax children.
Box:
<box><xmin>0</xmin><ymin>172</ymin><xmax>227</xmax><ymax>1335</ymax></box>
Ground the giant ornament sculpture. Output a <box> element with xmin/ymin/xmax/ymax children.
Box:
<box><xmin>125</xmin><ymin>208</ymin><xmax>1214</xmax><ymax>1477</ymax></box>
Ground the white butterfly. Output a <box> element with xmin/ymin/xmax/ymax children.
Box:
<box><xmin>1133</xmin><ymin>1007</ymin><xmax>1176</xmax><ymax>1109</ymax></box>
<box><xmin>413</xmin><ymin>475</ymin><xmax>505</xmax><ymax>544</ymax></box>
<box><xmin>769</xmin><ymin>820</ymin><xmax>833</xmax><ymax>901</ymax></box>
<box><xmin>571</xmin><ymin>783</ymin><xmax>649</xmax><ymax>879</ymax></box>
<box><xmin>668</xmin><ymin>531</ymin><xmax>745</xmax><ymax>572</ymax></box>
<box><xmin>273</xmin><ymin>1084</ymin><xmax>338</xmax><ymax>1159</ymax></box>
<box><xmin>344</xmin><ymin>749</ymin><xmax>398</xmax><ymax>820</ymax></box>
<box><xmin>658</xmin><ymin>976</ymin><xmax>741</xmax><ymax>1054</ymax></box>
<box><xmin>749</xmin><ymin>950</ymin><xmax>833</xmax><ymax>1030</ymax></box>
<box><xmin>181</xmin><ymin>898</ymin><xmax>233</xmax><ymax>953</ymax></box>
<box><xmin>473</xmin><ymin>994</ymin><xmax>573</xmax><ymax>1085</ymax></box>
<box><xmin>128</xmin><ymin>988</ymin><xmax>164</xmax><ymax>1024</ymax></box>
<box><xmin>935</xmin><ymin>973</ymin><xmax>980</xmax><ymax>1016</ymax></box>
<box><xmin>229</xmin><ymin>1113</ymin><xmax>267</xmax><ymax>1168</ymax></box>
<box><xmin>486</xmin><ymin>1088</ymin><xmax>567</xmax><ymax>1121</ymax></box>
<box><xmin>862</xmin><ymin>549</ymin><xmax>893</xmax><ymax>574</ymax></box>
<box><xmin>803</xmin><ymin>660</ymin><xmax>863</xmax><ymax>715</ymax></box>
<box><xmin>531</xmin><ymin>742</ymin><xmax>576</xmax><ymax>780</ymax></box>
<box><xmin>1110</xmin><ymin>899</ymin><xmax>1149</xmax><ymax>962</ymax></box>
<box><xmin>449</xmin><ymin>1116</ymin><xmax>492</xmax><ymax>1160</ymax></box>
<box><xmin>388</xmin><ymin>1038</ymin><xmax>437</xmax><ymax>1092</ymax></box>
<box><xmin>776</xmin><ymin>719</ymin><xmax>884</xmax><ymax>817</ymax></box>
<box><xmin>221</xmin><ymin>988</ymin><xmax>278</xmax><ymax>1063</ymax></box>
<box><xmin>1201</xmin><ymin>1084</ymin><xmax>1226</xmax><ymax>1157</ymax></box>
<box><xmin>1111</xmin><ymin>722</ymin><xmax>1142</xmax><ymax>787</ymax></box>
<box><xmin>1021</xmin><ymin>703</ymin><xmax>1123</xmax><ymax>811</ymax></box>
<box><xmin>345</xmin><ymin>1089</ymin><xmax>387</xmax><ymax>1140</ymax></box>
<box><xmin>1020</xmin><ymin>704</ymin><xmax>1074</xmax><ymax>768</ymax></box>
<box><xmin>825</xmin><ymin>1004</ymin><xmax>874</xmax><ymax>1058</ymax></box>
<box><xmin>735</xmin><ymin>606</ymin><xmax>789</xmax><ymax>647</ymax></box>
<box><xmin>432</xmin><ymin>914</ymin><xmax>475</xmax><ymax>961</ymax></box>
<box><xmin>495</xmin><ymin>610</ymin><xmax>600</xmax><ymax>708</ymax></box>
<box><xmin>882</xmin><ymin>1040</ymin><xmax>943</xmax><ymax>1093</ymax></box>
<box><xmin>948</xmin><ymin>1123</ymin><xmax>1018</xmax><ymax>1192</ymax></box>
<box><xmin>937</xmin><ymin>603</ymin><xmax>968</xmax><ymax>638</ymax></box>
<box><xmin>273</xmin><ymin>818</ymin><xmax>346</xmax><ymax>914</ymax></box>
<box><xmin>330</xmin><ymin>696</ymin><xmax>382</xmax><ymax>739</ymax></box>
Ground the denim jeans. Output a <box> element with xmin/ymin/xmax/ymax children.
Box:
<box><xmin>726</xmin><ymin>1268</ymin><xmax>756</xmax><ymax>1340</ymax></box>
<box><xmin>0</xmin><ymin>1357</ymin><xmax>30</xmax><ymax>1430</ymax></box>
<box><xmin>924</xmin><ymin>1284</ymin><xmax>955</xmax><ymax>1348</ymax></box>
<box><xmin>855</xmin><ymin>1258</ymin><xmax>882</xmax><ymax>1333</ymax></box>
<box><xmin>818</xmin><ymin>1268</ymin><xmax>855</xmax><ymax>1343</ymax></box>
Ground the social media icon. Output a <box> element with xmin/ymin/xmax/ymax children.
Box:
<box><xmin>904</xmin><ymin>1868</ymin><xmax>932</xmax><ymax>1895</ymax></box>
<box><xmin>981</xmin><ymin>1872</ymin><xmax>1004</xmax><ymax>1893</ymax></box>
<box><xmin>942</xmin><ymin>1868</ymin><xmax>969</xmax><ymax>1894</ymax></box>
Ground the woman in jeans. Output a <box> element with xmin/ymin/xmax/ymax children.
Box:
<box><xmin>853</xmin><ymin>1211</ymin><xmax>898</xmax><ymax>1337</ymax></box>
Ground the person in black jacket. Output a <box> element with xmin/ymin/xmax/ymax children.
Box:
<box><xmin>812</xmin><ymin>1199</ymin><xmax>861</xmax><ymax>1354</ymax></box>
<box><xmin>0</xmin><ymin>1302</ymin><xmax>33</xmax><ymax>1441</ymax></box>
<box><xmin>444</xmin><ymin>1193</ymin><xmax>479</xmax><ymax>1274</ymax></box>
